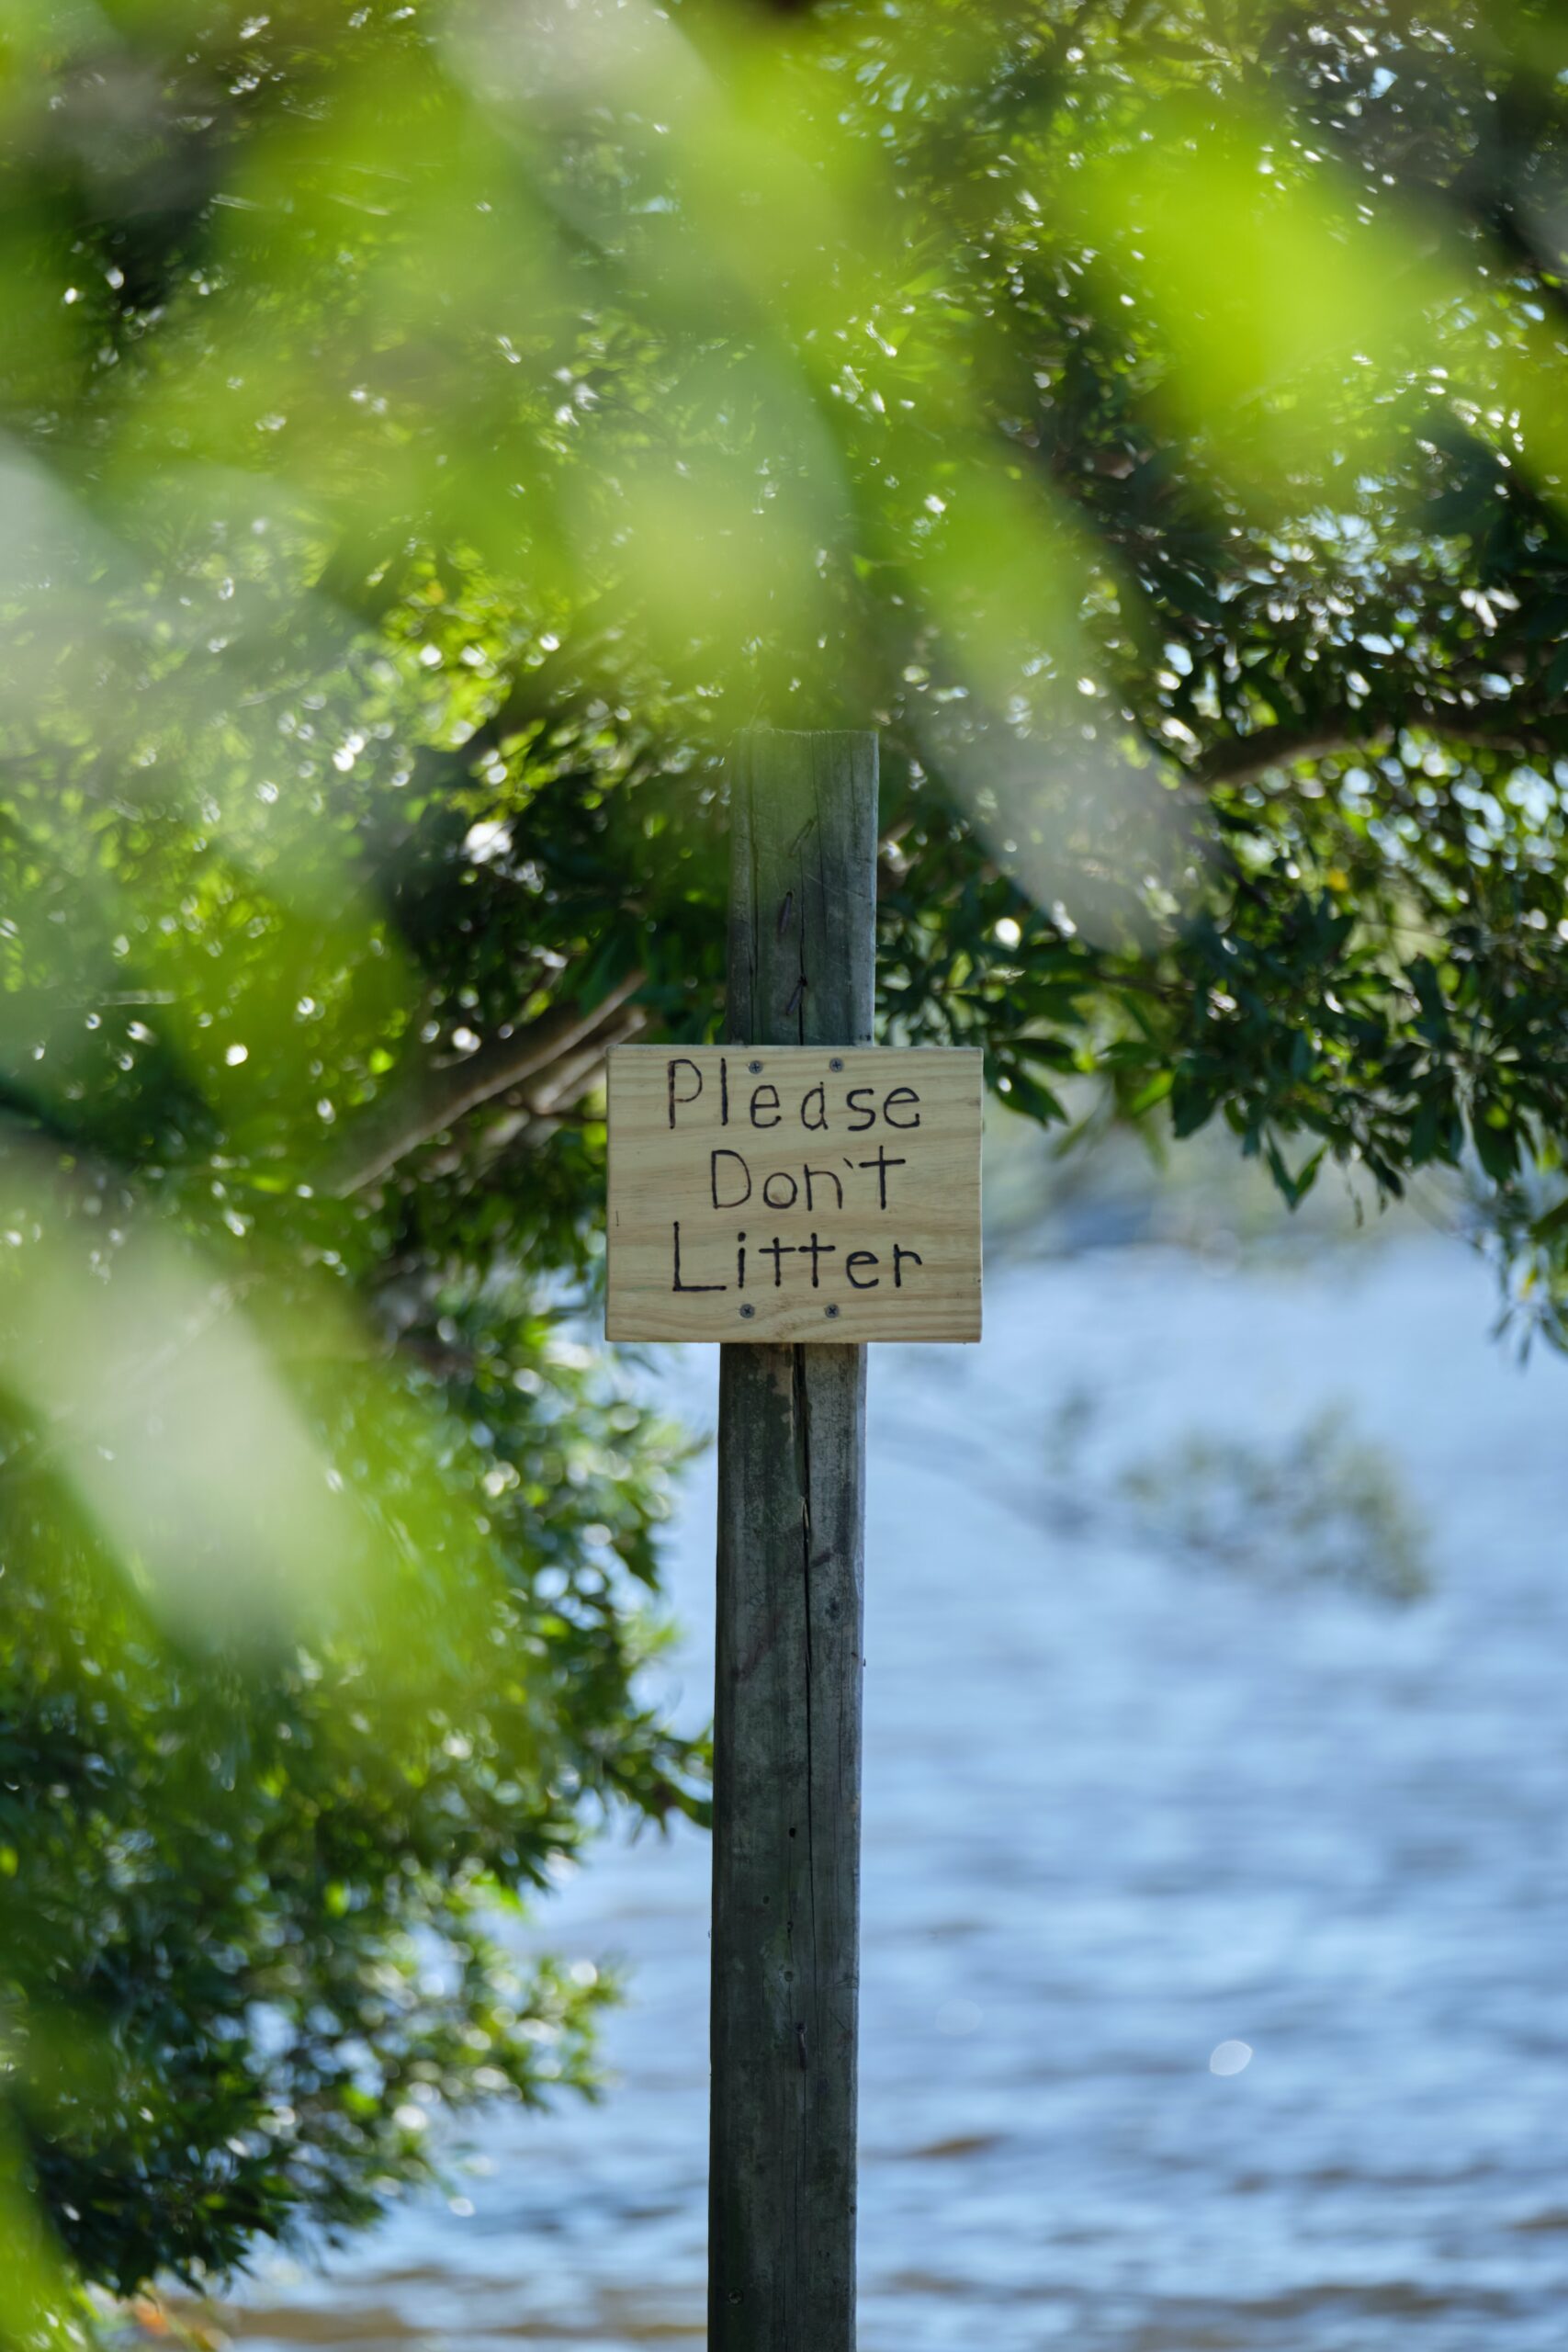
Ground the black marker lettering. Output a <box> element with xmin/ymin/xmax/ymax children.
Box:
<box><xmin>800</xmin><ymin>1081</ymin><xmax>828</xmax><ymax>1132</ymax></box>
<box><xmin>804</xmin><ymin>1166</ymin><xmax>844</xmax><ymax>1214</ymax></box>
<box><xmin>719</xmin><ymin>1055</ymin><xmax>729</xmax><ymax>1126</ymax></box>
<box><xmin>763</xmin><ymin>1170</ymin><xmax>799</xmax><ymax>1209</ymax></box>
<box><xmin>857</xmin><ymin>1145</ymin><xmax>908</xmax><ymax>1211</ymax></box>
<box><xmin>892</xmin><ymin>1244</ymin><xmax>923</xmax><ymax>1288</ymax></box>
<box><xmin>671</xmin><ymin>1220</ymin><xmax>725</xmax><ymax>1293</ymax></box>
<box><xmin>882</xmin><ymin>1085</ymin><xmax>922</xmax><ymax>1130</ymax></box>
<box><xmin>760</xmin><ymin>1238</ymin><xmax>799</xmax><ymax>1287</ymax></box>
<box><xmin>668</xmin><ymin>1057</ymin><xmax>704</xmax><ymax>1129</ymax></box>
<box><xmin>711</xmin><ymin>1148</ymin><xmax>752</xmax><ymax>1210</ymax></box>
<box><xmin>801</xmin><ymin>1232</ymin><xmax>838</xmax><ymax>1288</ymax></box>
<box><xmin>844</xmin><ymin>1085</ymin><xmax>876</xmax><ymax>1132</ymax></box>
<box><xmin>845</xmin><ymin>1249</ymin><xmax>880</xmax><ymax>1289</ymax></box>
<box><xmin>750</xmin><ymin>1083</ymin><xmax>782</xmax><ymax>1129</ymax></box>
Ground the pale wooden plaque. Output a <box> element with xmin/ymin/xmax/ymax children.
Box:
<box><xmin>605</xmin><ymin>1046</ymin><xmax>983</xmax><ymax>1343</ymax></box>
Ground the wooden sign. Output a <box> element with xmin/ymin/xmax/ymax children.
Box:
<box><xmin>605</xmin><ymin>1045</ymin><xmax>982</xmax><ymax>1343</ymax></box>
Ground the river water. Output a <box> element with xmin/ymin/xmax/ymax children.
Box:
<box><xmin>209</xmin><ymin>1232</ymin><xmax>1568</xmax><ymax>2349</ymax></box>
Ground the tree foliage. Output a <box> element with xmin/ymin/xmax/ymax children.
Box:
<box><xmin>6</xmin><ymin>0</ymin><xmax>1568</xmax><ymax>2332</ymax></box>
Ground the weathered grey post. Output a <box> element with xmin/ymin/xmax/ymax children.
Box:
<box><xmin>709</xmin><ymin>729</ymin><xmax>878</xmax><ymax>2351</ymax></box>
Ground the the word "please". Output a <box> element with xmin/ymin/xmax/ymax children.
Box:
<box><xmin>666</xmin><ymin>1057</ymin><xmax>922</xmax><ymax>1135</ymax></box>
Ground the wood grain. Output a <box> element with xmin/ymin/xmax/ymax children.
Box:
<box><xmin>605</xmin><ymin>1045</ymin><xmax>983</xmax><ymax>1344</ymax></box>
<box><xmin>709</xmin><ymin>729</ymin><xmax>872</xmax><ymax>2352</ymax></box>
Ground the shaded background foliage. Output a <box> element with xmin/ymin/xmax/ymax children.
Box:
<box><xmin>5</xmin><ymin>0</ymin><xmax>1568</xmax><ymax>2336</ymax></box>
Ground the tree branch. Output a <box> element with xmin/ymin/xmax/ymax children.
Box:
<box><xmin>329</xmin><ymin>970</ymin><xmax>646</xmax><ymax>1196</ymax></box>
<box><xmin>419</xmin><ymin>1002</ymin><xmax>650</xmax><ymax>1182</ymax></box>
<box><xmin>528</xmin><ymin>1007</ymin><xmax>648</xmax><ymax>1114</ymax></box>
<box><xmin>1190</xmin><ymin>701</ymin><xmax>1568</xmax><ymax>793</ymax></box>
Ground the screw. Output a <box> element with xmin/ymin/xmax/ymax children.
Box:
<box><xmin>824</xmin><ymin>1304</ymin><xmax>840</xmax><ymax>1319</ymax></box>
<box><xmin>739</xmin><ymin>1303</ymin><xmax>756</xmax><ymax>1319</ymax></box>
<box><xmin>829</xmin><ymin>1056</ymin><xmax>844</xmax><ymax>1072</ymax></box>
<box><xmin>748</xmin><ymin>1058</ymin><xmax>763</xmax><ymax>1074</ymax></box>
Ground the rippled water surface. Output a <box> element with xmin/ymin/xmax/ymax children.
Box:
<box><xmin>213</xmin><ymin>1238</ymin><xmax>1568</xmax><ymax>2349</ymax></box>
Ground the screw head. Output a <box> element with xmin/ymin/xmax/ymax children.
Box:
<box><xmin>829</xmin><ymin>1057</ymin><xmax>844</xmax><ymax>1072</ymax></box>
<box><xmin>748</xmin><ymin>1058</ymin><xmax>763</xmax><ymax>1074</ymax></box>
<box><xmin>824</xmin><ymin>1303</ymin><xmax>840</xmax><ymax>1319</ymax></box>
<box><xmin>739</xmin><ymin>1303</ymin><xmax>756</xmax><ymax>1320</ymax></box>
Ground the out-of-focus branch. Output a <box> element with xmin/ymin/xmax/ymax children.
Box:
<box><xmin>330</xmin><ymin>972</ymin><xmax>645</xmax><ymax>1195</ymax></box>
<box><xmin>1190</xmin><ymin>701</ymin><xmax>1568</xmax><ymax>793</ymax></box>
<box><xmin>423</xmin><ymin>1001</ymin><xmax>650</xmax><ymax>1182</ymax></box>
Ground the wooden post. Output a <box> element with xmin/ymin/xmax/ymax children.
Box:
<box><xmin>709</xmin><ymin>729</ymin><xmax>878</xmax><ymax>2352</ymax></box>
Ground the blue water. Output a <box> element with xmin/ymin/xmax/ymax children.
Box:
<box><xmin>211</xmin><ymin>1236</ymin><xmax>1568</xmax><ymax>2348</ymax></box>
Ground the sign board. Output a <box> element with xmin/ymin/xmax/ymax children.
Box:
<box><xmin>605</xmin><ymin>1046</ymin><xmax>983</xmax><ymax>1343</ymax></box>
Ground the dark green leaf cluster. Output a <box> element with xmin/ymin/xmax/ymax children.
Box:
<box><xmin>0</xmin><ymin>1182</ymin><xmax>702</xmax><ymax>2331</ymax></box>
